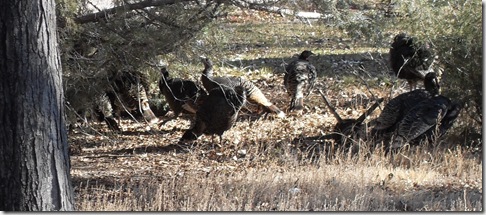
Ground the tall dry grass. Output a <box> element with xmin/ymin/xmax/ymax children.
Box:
<box><xmin>72</xmin><ymin>113</ymin><xmax>482</xmax><ymax>211</ymax></box>
<box><xmin>74</xmin><ymin>151</ymin><xmax>481</xmax><ymax>211</ymax></box>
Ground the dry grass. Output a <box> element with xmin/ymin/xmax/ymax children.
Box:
<box><xmin>69</xmin><ymin>9</ymin><xmax>482</xmax><ymax>211</ymax></box>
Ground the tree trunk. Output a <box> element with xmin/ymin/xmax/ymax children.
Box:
<box><xmin>0</xmin><ymin>0</ymin><xmax>75</xmax><ymax>211</ymax></box>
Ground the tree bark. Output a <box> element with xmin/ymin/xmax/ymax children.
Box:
<box><xmin>0</xmin><ymin>0</ymin><xmax>75</xmax><ymax>211</ymax></box>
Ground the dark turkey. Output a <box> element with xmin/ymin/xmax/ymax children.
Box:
<box><xmin>180</xmin><ymin>84</ymin><xmax>246</xmax><ymax>144</ymax></box>
<box><xmin>94</xmin><ymin>93</ymin><xmax>122</xmax><ymax>132</ymax></box>
<box><xmin>390</xmin><ymin>33</ymin><xmax>436</xmax><ymax>91</ymax></box>
<box><xmin>284</xmin><ymin>50</ymin><xmax>317</xmax><ymax>112</ymax></box>
<box><xmin>200</xmin><ymin>57</ymin><xmax>285</xmax><ymax>118</ymax></box>
<box><xmin>392</xmin><ymin>91</ymin><xmax>461</xmax><ymax>150</ymax></box>
<box><xmin>158</xmin><ymin>67</ymin><xmax>207</xmax><ymax>126</ymax></box>
<box><xmin>107</xmin><ymin>70</ymin><xmax>159</xmax><ymax>125</ymax></box>
<box><xmin>372</xmin><ymin>72</ymin><xmax>440</xmax><ymax>135</ymax></box>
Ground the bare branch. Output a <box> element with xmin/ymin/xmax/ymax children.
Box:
<box><xmin>317</xmin><ymin>89</ymin><xmax>342</xmax><ymax>123</ymax></box>
<box><xmin>355</xmin><ymin>97</ymin><xmax>383</xmax><ymax>124</ymax></box>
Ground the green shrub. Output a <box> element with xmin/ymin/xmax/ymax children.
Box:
<box><xmin>394</xmin><ymin>0</ymin><xmax>482</xmax><ymax>136</ymax></box>
<box><xmin>328</xmin><ymin>0</ymin><xmax>482</xmax><ymax>136</ymax></box>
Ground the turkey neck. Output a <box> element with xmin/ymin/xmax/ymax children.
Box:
<box><xmin>299</xmin><ymin>56</ymin><xmax>309</xmax><ymax>61</ymax></box>
<box><xmin>160</xmin><ymin>69</ymin><xmax>171</xmax><ymax>87</ymax></box>
<box><xmin>203</xmin><ymin>61</ymin><xmax>213</xmax><ymax>77</ymax></box>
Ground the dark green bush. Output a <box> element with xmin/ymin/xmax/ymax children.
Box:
<box><xmin>326</xmin><ymin>0</ymin><xmax>482</xmax><ymax>137</ymax></box>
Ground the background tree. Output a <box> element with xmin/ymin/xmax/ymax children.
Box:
<box><xmin>0</xmin><ymin>0</ymin><xmax>75</xmax><ymax>211</ymax></box>
<box><xmin>57</xmin><ymin>0</ymin><xmax>228</xmax><ymax>124</ymax></box>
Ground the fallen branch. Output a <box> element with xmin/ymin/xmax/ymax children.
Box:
<box><xmin>317</xmin><ymin>89</ymin><xmax>342</xmax><ymax>123</ymax></box>
<box><xmin>76</xmin><ymin>154</ymin><xmax>134</xmax><ymax>159</ymax></box>
<box><xmin>230</xmin><ymin>0</ymin><xmax>323</xmax><ymax>19</ymax></box>
<box><xmin>74</xmin><ymin>0</ymin><xmax>193</xmax><ymax>24</ymax></box>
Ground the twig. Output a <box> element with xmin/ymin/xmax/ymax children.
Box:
<box><xmin>317</xmin><ymin>89</ymin><xmax>342</xmax><ymax>123</ymax></box>
<box><xmin>356</xmin><ymin>97</ymin><xmax>384</xmax><ymax>124</ymax></box>
<box><xmin>77</xmin><ymin>154</ymin><xmax>135</xmax><ymax>159</ymax></box>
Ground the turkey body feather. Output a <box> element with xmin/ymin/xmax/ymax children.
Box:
<box><xmin>394</xmin><ymin>95</ymin><xmax>461</xmax><ymax>147</ymax></box>
<box><xmin>284</xmin><ymin>50</ymin><xmax>317</xmax><ymax>112</ymax></box>
<box><xmin>180</xmin><ymin>84</ymin><xmax>246</xmax><ymax>142</ymax></box>
<box><xmin>374</xmin><ymin>89</ymin><xmax>432</xmax><ymax>132</ymax></box>
<box><xmin>159</xmin><ymin>67</ymin><xmax>206</xmax><ymax>116</ymax></box>
<box><xmin>158</xmin><ymin>67</ymin><xmax>207</xmax><ymax>127</ymax></box>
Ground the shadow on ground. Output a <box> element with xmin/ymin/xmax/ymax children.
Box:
<box><xmin>222</xmin><ymin>51</ymin><xmax>392</xmax><ymax>79</ymax></box>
